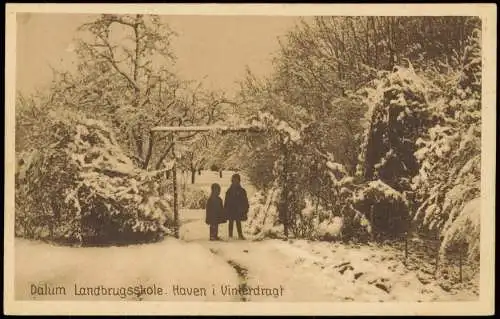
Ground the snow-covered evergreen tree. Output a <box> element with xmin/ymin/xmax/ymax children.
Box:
<box><xmin>411</xmin><ymin>28</ymin><xmax>481</xmax><ymax>263</ymax></box>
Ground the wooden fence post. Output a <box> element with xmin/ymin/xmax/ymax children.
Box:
<box><xmin>404</xmin><ymin>233</ymin><xmax>408</xmax><ymax>265</ymax></box>
<box><xmin>459</xmin><ymin>244</ymin><xmax>463</xmax><ymax>283</ymax></box>
<box><xmin>404</xmin><ymin>212</ymin><xmax>411</xmax><ymax>266</ymax></box>
<box><xmin>434</xmin><ymin>233</ymin><xmax>440</xmax><ymax>279</ymax></box>
<box><xmin>369</xmin><ymin>205</ymin><xmax>375</xmax><ymax>241</ymax></box>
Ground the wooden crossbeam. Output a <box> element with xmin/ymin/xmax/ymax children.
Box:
<box><xmin>152</xmin><ymin>124</ymin><xmax>266</xmax><ymax>239</ymax></box>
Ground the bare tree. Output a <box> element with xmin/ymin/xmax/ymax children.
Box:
<box><xmin>48</xmin><ymin>14</ymin><xmax>235</xmax><ymax>171</ymax></box>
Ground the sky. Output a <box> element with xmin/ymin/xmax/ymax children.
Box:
<box><xmin>16</xmin><ymin>13</ymin><xmax>302</xmax><ymax>97</ymax></box>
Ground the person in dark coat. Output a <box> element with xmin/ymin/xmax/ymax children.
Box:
<box><xmin>224</xmin><ymin>174</ymin><xmax>249</xmax><ymax>240</ymax></box>
<box><xmin>205</xmin><ymin>183</ymin><xmax>226</xmax><ymax>241</ymax></box>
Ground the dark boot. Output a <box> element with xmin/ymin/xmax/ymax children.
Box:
<box><xmin>228</xmin><ymin>219</ymin><xmax>234</xmax><ymax>238</ymax></box>
<box><xmin>209</xmin><ymin>224</ymin><xmax>218</xmax><ymax>240</ymax></box>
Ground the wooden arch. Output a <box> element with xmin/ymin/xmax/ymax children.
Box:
<box><xmin>150</xmin><ymin>125</ymin><xmax>267</xmax><ymax>238</ymax></box>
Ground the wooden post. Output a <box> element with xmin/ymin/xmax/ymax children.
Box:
<box><xmin>404</xmin><ymin>213</ymin><xmax>410</xmax><ymax>265</ymax></box>
<box><xmin>315</xmin><ymin>193</ymin><xmax>320</xmax><ymax>217</ymax></box>
<box><xmin>459</xmin><ymin>244</ymin><xmax>463</xmax><ymax>283</ymax></box>
<box><xmin>281</xmin><ymin>136</ymin><xmax>289</xmax><ymax>239</ymax></box>
<box><xmin>404</xmin><ymin>233</ymin><xmax>408</xmax><ymax>265</ymax></box>
<box><xmin>369</xmin><ymin>205</ymin><xmax>374</xmax><ymax>241</ymax></box>
<box><xmin>172</xmin><ymin>144</ymin><xmax>179</xmax><ymax>239</ymax></box>
<box><xmin>434</xmin><ymin>233</ymin><xmax>440</xmax><ymax>279</ymax></box>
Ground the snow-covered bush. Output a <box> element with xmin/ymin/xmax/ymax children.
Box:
<box><xmin>412</xmin><ymin>124</ymin><xmax>480</xmax><ymax>233</ymax></box>
<box><xmin>352</xmin><ymin>180</ymin><xmax>410</xmax><ymax>239</ymax></box>
<box><xmin>411</xmin><ymin>28</ymin><xmax>481</xmax><ymax>264</ymax></box>
<box><xmin>313</xmin><ymin>159</ymin><xmax>372</xmax><ymax>242</ymax></box>
<box><xmin>245</xmin><ymin>150</ymin><xmax>372</xmax><ymax>242</ymax></box>
<box><xmin>244</xmin><ymin>112</ymin><xmax>370</xmax><ymax>241</ymax></box>
<box><xmin>316</xmin><ymin>216</ymin><xmax>344</xmax><ymax>241</ymax></box>
<box><xmin>15</xmin><ymin>110</ymin><xmax>174</xmax><ymax>245</ymax></box>
<box><xmin>244</xmin><ymin>186</ymin><xmax>284</xmax><ymax>239</ymax></box>
<box><xmin>356</xmin><ymin>66</ymin><xmax>437</xmax><ymax>192</ymax></box>
<box><xmin>290</xmin><ymin>197</ymin><xmax>318</xmax><ymax>239</ymax></box>
<box><xmin>440</xmin><ymin>198</ymin><xmax>480</xmax><ymax>264</ymax></box>
<box><xmin>181</xmin><ymin>188</ymin><xmax>208</xmax><ymax>209</ymax></box>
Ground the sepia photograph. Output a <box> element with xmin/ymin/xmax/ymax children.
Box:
<box><xmin>4</xmin><ymin>3</ymin><xmax>496</xmax><ymax>316</ymax></box>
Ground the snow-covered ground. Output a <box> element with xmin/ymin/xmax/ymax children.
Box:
<box><xmin>15</xmin><ymin>237</ymin><xmax>240</xmax><ymax>301</ymax></box>
<box><xmin>15</xmin><ymin>170</ymin><xmax>478</xmax><ymax>302</ymax></box>
<box><xmin>16</xmin><ymin>208</ymin><xmax>478</xmax><ymax>302</ymax></box>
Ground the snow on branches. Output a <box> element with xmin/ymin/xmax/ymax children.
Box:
<box><xmin>15</xmin><ymin>111</ymin><xmax>174</xmax><ymax>245</ymax></box>
<box><xmin>440</xmin><ymin>198</ymin><xmax>480</xmax><ymax>263</ymax></box>
<box><xmin>352</xmin><ymin>180</ymin><xmax>410</xmax><ymax>239</ymax></box>
<box><xmin>355</xmin><ymin>66</ymin><xmax>437</xmax><ymax>192</ymax></box>
<box><xmin>410</xmin><ymin>28</ymin><xmax>481</xmax><ymax>263</ymax></box>
<box><xmin>244</xmin><ymin>185</ymin><xmax>284</xmax><ymax>240</ymax></box>
<box><xmin>249</xmin><ymin>111</ymin><xmax>302</xmax><ymax>144</ymax></box>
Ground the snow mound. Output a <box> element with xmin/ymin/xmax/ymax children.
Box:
<box><xmin>440</xmin><ymin>197</ymin><xmax>480</xmax><ymax>264</ymax></box>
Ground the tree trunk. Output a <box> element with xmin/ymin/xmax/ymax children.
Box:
<box><xmin>191</xmin><ymin>169</ymin><xmax>196</xmax><ymax>184</ymax></box>
<box><xmin>142</xmin><ymin>131</ymin><xmax>154</xmax><ymax>169</ymax></box>
<box><xmin>172</xmin><ymin>161</ymin><xmax>179</xmax><ymax>239</ymax></box>
<box><xmin>219</xmin><ymin>170</ymin><xmax>223</xmax><ymax>178</ymax></box>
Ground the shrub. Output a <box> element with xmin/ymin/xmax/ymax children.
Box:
<box><xmin>209</xmin><ymin>164</ymin><xmax>220</xmax><ymax>172</ymax></box>
<box><xmin>244</xmin><ymin>187</ymin><xmax>284</xmax><ymax>239</ymax></box>
<box><xmin>440</xmin><ymin>197</ymin><xmax>480</xmax><ymax>264</ymax></box>
<box><xmin>15</xmin><ymin>111</ymin><xmax>174</xmax><ymax>246</ymax></box>
<box><xmin>352</xmin><ymin>180</ymin><xmax>410</xmax><ymax>239</ymax></box>
<box><xmin>316</xmin><ymin>216</ymin><xmax>344</xmax><ymax>241</ymax></box>
<box><xmin>411</xmin><ymin>28</ymin><xmax>481</xmax><ymax>262</ymax></box>
<box><xmin>356</xmin><ymin>66</ymin><xmax>437</xmax><ymax>192</ymax></box>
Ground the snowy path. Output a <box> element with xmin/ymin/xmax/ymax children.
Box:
<box><xmin>179</xmin><ymin>209</ymin><xmax>478</xmax><ymax>302</ymax></box>
<box><xmin>180</xmin><ymin>209</ymin><xmax>341</xmax><ymax>301</ymax></box>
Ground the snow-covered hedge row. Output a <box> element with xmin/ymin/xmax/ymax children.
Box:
<box><xmin>353</xmin><ymin>28</ymin><xmax>481</xmax><ymax>263</ymax></box>
<box><xmin>245</xmin><ymin>28</ymin><xmax>481</xmax><ymax>256</ymax></box>
<box><xmin>411</xmin><ymin>28</ymin><xmax>481</xmax><ymax>264</ymax></box>
<box><xmin>245</xmin><ymin>159</ymin><xmax>374</xmax><ymax>242</ymax></box>
<box><xmin>15</xmin><ymin>110</ymin><xmax>175</xmax><ymax>245</ymax></box>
